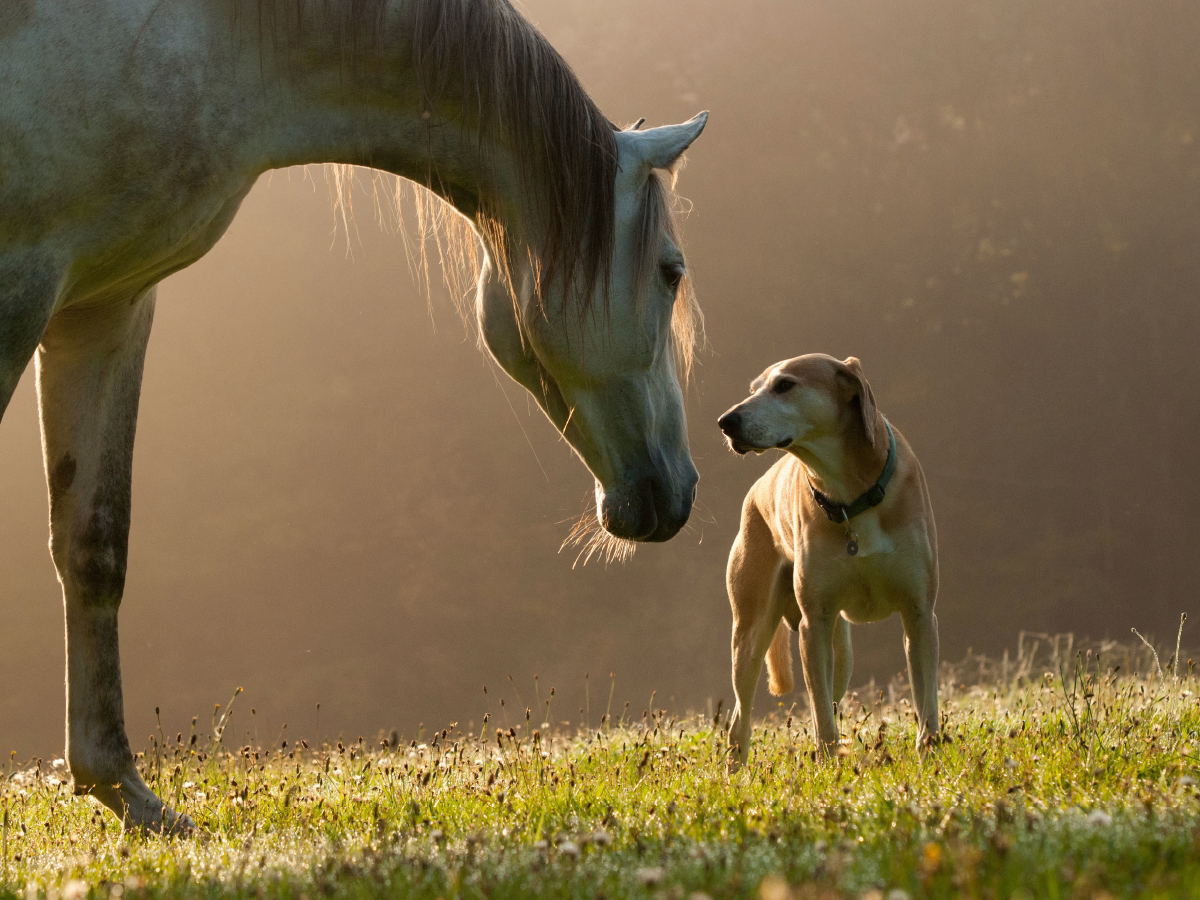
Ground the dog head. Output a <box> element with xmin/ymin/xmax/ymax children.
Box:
<box><xmin>717</xmin><ymin>354</ymin><xmax>878</xmax><ymax>455</ymax></box>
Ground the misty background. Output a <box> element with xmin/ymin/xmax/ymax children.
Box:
<box><xmin>3</xmin><ymin>0</ymin><xmax>1198</xmax><ymax>759</ymax></box>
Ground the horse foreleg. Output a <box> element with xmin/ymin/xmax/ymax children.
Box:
<box><xmin>37</xmin><ymin>288</ymin><xmax>191</xmax><ymax>835</ymax></box>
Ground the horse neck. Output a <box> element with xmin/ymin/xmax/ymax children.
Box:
<box><xmin>241</xmin><ymin>0</ymin><xmax>533</xmax><ymax>250</ymax></box>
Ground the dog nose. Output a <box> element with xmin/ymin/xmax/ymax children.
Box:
<box><xmin>718</xmin><ymin>411</ymin><xmax>742</xmax><ymax>436</ymax></box>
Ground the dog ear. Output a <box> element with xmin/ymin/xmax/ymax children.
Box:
<box><xmin>837</xmin><ymin>357</ymin><xmax>878</xmax><ymax>448</ymax></box>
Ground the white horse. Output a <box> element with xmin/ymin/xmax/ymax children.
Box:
<box><xmin>0</xmin><ymin>0</ymin><xmax>707</xmax><ymax>831</ymax></box>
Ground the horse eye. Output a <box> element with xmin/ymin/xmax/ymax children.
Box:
<box><xmin>661</xmin><ymin>263</ymin><xmax>685</xmax><ymax>290</ymax></box>
<box><xmin>772</xmin><ymin>379</ymin><xmax>795</xmax><ymax>395</ymax></box>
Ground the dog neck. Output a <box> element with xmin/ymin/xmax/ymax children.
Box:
<box><xmin>788</xmin><ymin>415</ymin><xmax>890</xmax><ymax>506</ymax></box>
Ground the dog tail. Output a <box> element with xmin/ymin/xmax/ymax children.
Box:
<box><xmin>766</xmin><ymin>619</ymin><xmax>794</xmax><ymax>696</ymax></box>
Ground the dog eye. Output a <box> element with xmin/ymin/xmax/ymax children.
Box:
<box><xmin>772</xmin><ymin>379</ymin><xmax>795</xmax><ymax>395</ymax></box>
<box><xmin>661</xmin><ymin>262</ymin><xmax>685</xmax><ymax>290</ymax></box>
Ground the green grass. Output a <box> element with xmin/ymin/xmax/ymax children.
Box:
<box><xmin>4</xmin><ymin>635</ymin><xmax>1200</xmax><ymax>900</ymax></box>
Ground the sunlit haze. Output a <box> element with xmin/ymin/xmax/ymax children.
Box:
<box><xmin>2</xmin><ymin>0</ymin><xmax>1197</xmax><ymax>759</ymax></box>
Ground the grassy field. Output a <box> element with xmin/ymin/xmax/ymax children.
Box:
<box><xmin>4</xmin><ymin>634</ymin><xmax>1200</xmax><ymax>900</ymax></box>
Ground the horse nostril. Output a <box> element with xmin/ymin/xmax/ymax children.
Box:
<box><xmin>718</xmin><ymin>411</ymin><xmax>741</xmax><ymax>435</ymax></box>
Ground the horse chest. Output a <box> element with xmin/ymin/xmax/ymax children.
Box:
<box><xmin>16</xmin><ymin>103</ymin><xmax>259</xmax><ymax>306</ymax></box>
<box><xmin>58</xmin><ymin>175</ymin><xmax>255</xmax><ymax>308</ymax></box>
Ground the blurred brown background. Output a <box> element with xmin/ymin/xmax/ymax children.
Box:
<box><xmin>3</xmin><ymin>0</ymin><xmax>1198</xmax><ymax>759</ymax></box>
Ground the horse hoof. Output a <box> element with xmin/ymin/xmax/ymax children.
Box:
<box><xmin>122</xmin><ymin>805</ymin><xmax>195</xmax><ymax>837</ymax></box>
<box><xmin>83</xmin><ymin>768</ymin><xmax>197</xmax><ymax>837</ymax></box>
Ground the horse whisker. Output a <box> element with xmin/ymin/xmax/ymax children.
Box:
<box><xmin>560</xmin><ymin>499</ymin><xmax>637</xmax><ymax>569</ymax></box>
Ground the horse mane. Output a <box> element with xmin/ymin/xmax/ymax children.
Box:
<box><xmin>252</xmin><ymin>0</ymin><xmax>701</xmax><ymax>376</ymax></box>
<box><xmin>408</xmin><ymin>0</ymin><xmax>617</xmax><ymax>306</ymax></box>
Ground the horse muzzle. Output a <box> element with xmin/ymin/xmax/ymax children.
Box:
<box><xmin>597</xmin><ymin>466</ymin><xmax>697</xmax><ymax>543</ymax></box>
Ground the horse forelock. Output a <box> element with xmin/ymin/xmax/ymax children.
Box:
<box><xmin>254</xmin><ymin>0</ymin><xmax>701</xmax><ymax>375</ymax></box>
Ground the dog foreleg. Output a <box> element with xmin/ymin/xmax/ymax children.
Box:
<box><xmin>726</xmin><ymin>512</ymin><xmax>786</xmax><ymax>771</ymax></box>
<box><xmin>798</xmin><ymin>613</ymin><xmax>839</xmax><ymax>755</ymax></box>
<box><xmin>901</xmin><ymin>608</ymin><xmax>940</xmax><ymax>748</ymax></box>
<box><xmin>38</xmin><ymin>289</ymin><xmax>192</xmax><ymax>835</ymax></box>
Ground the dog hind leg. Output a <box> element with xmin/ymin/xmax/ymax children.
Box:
<box><xmin>765</xmin><ymin>620</ymin><xmax>793</xmax><ymax>696</ymax></box>
<box><xmin>729</xmin><ymin>614</ymin><xmax>782</xmax><ymax>770</ymax></box>
<box><xmin>832</xmin><ymin>615</ymin><xmax>853</xmax><ymax>705</ymax></box>
<box><xmin>726</xmin><ymin>506</ymin><xmax>785</xmax><ymax>770</ymax></box>
<box><xmin>765</xmin><ymin>563</ymin><xmax>796</xmax><ymax>696</ymax></box>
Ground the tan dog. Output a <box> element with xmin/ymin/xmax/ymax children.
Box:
<box><xmin>717</xmin><ymin>354</ymin><xmax>939</xmax><ymax>766</ymax></box>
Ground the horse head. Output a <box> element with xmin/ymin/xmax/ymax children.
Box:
<box><xmin>478</xmin><ymin>113</ymin><xmax>708</xmax><ymax>543</ymax></box>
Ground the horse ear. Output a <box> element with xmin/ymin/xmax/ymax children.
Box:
<box><xmin>837</xmin><ymin>357</ymin><xmax>878</xmax><ymax>448</ymax></box>
<box><xmin>617</xmin><ymin>111</ymin><xmax>709</xmax><ymax>173</ymax></box>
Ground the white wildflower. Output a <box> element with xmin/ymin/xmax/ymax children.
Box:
<box><xmin>637</xmin><ymin>867</ymin><xmax>664</xmax><ymax>886</ymax></box>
